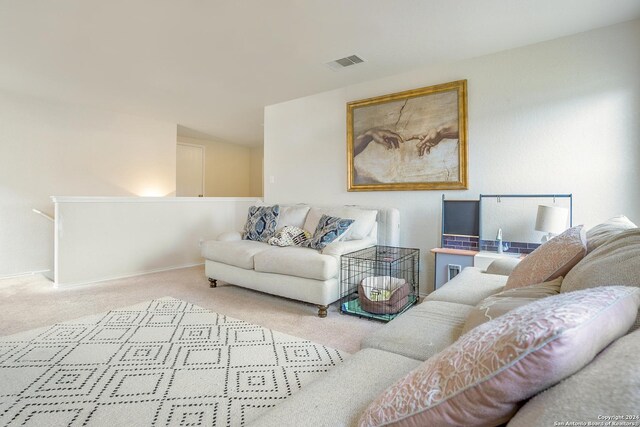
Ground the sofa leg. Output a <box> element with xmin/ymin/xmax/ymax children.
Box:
<box><xmin>317</xmin><ymin>305</ymin><xmax>328</xmax><ymax>318</ymax></box>
<box><xmin>208</xmin><ymin>278</ymin><xmax>217</xmax><ymax>288</ymax></box>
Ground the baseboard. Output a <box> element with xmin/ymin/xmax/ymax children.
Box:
<box><xmin>54</xmin><ymin>263</ymin><xmax>205</xmax><ymax>288</ymax></box>
<box><xmin>0</xmin><ymin>269</ymin><xmax>52</xmax><ymax>280</ymax></box>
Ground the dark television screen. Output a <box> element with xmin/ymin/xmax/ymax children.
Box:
<box><xmin>443</xmin><ymin>200</ymin><xmax>479</xmax><ymax>237</ymax></box>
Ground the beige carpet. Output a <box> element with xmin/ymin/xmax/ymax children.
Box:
<box><xmin>0</xmin><ymin>297</ymin><xmax>347</xmax><ymax>426</ymax></box>
<box><xmin>0</xmin><ymin>266</ymin><xmax>382</xmax><ymax>353</ymax></box>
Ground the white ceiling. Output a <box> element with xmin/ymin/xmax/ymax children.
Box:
<box><xmin>1</xmin><ymin>0</ymin><xmax>639</xmax><ymax>146</ymax></box>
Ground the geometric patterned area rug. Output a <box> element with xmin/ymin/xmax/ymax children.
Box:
<box><xmin>0</xmin><ymin>297</ymin><xmax>347</xmax><ymax>426</ymax></box>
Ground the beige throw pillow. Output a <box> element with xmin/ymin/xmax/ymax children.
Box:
<box><xmin>505</xmin><ymin>226</ymin><xmax>586</xmax><ymax>289</ymax></box>
<box><xmin>585</xmin><ymin>215</ymin><xmax>637</xmax><ymax>254</ymax></box>
<box><xmin>561</xmin><ymin>228</ymin><xmax>640</xmax><ymax>331</ymax></box>
<box><xmin>462</xmin><ymin>277</ymin><xmax>562</xmax><ymax>335</ymax></box>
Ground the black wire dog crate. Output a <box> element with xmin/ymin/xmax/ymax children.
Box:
<box><xmin>340</xmin><ymin>245</ymin><xmax>419</xmax><ymax>322</ymax></box>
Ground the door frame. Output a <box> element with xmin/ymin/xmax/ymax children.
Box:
<box><xmin>177</xmin><ymin>142</ymin><xmax>206</xmax><ymax>197</ymax></box>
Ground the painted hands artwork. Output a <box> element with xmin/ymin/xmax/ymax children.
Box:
<box><xmin>407</xmin><ymin>125</ymin><xmax>459</xmax><ymax>157</ymax></box>
<box><xmin>347</xmin><ymin>80</ymin><xmax>468</xmax><ymax>191</ymax></box>
<box><xmin>354</xmin><ymin>128</ymin><xmax>404</xmax><ymax>156</ymax></box>
<box><xmin>354</xmin><ymin>125</ymin><xmax>459</xmax><ymax>158</ymax></box>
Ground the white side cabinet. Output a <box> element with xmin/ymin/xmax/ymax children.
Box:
<box><xmin>431</xmin><ymin>248</ymin><xmax>477</xmax><ymax>290</ymax></box>
<box><xmin>432</xmin><ymin>248</ymin><xmax>522</xmax><ymax>290</ymax></box>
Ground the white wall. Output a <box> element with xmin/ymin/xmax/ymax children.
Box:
<box><xmin>264</xmin><ymin>20</ymin><xmax>640</xmax><ymax>294</ymax></box>
<box><xmin>0</xmin><ymin>91</ymin><xmax>177</xmax><ymax>278</ymax></box>
<box><xmin>54</xmin><ymin>197</ymin><xmax>258</xmax><ymax>286</ymax></box>
<box><xmin>177</xmin><ymin>136</ymin><xmax>263</xmax><ymax>197</ymax></box>
<box><xmin>250</xmin><ymin>146</ymin><xmax>264</xmax><ymax>197</ymax></box>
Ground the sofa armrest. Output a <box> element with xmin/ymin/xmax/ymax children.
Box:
<box><xmin>485</xmin><ymin>257</ymin><xmax>521</xmax><ymax>276</ymax></box>
<box><xmin>216</xmin><ymin>231</ymin><xmax>242</xmax><ymax>241</ymax></box>
<box><xmin>426</xmin><ymin>267</ymin><xmax>507</xmax><ymax>306</ymax></box>
<box><xmin>321</xmin><ymin>238</ymin><xmax>376</xmax><ymax>259</ymax></box>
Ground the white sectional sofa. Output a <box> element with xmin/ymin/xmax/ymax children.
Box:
<box><xmin>201</xmin><ymin>205</ymin><xmax>400</xmax><ymax>317</ymax></box>
<box><xmin>248</xmin><ymin>216</ymin><xmax>640</xmax><ymax>426</ymax></box>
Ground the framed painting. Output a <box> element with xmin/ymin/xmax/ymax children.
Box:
<box><xmin>347</xmin><ymin>80</ymin><xmax>468</xmax><ymax>191</ymax></box>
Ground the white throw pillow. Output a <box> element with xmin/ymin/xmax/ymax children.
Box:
<box><xmin>277</xmin><ymin>205</ymin><xmax>310</xmax><ymax>229</ymax></box>
<box><xmin>303</xmin><ymin>207</ymin><xmax>378</xmax><ymax>241</ymax></box>
<box><xmin>302</xmin><ymin>207</ymin><xmax>325</xmax><ymax>234</ymax></box>
<box><xmin>331</xmin><ymin>207</ymin><xmax>378</xmax><ymax>240</ymax></box>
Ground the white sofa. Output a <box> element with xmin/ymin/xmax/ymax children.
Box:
<box><xmin>249</xmin><ymin>216</ymin><xmax>640</xmax><ymax>426</ymax></box>
<box><xmin>201</xmin><ymin>205</ymin><xmax>400</xmax><ymax>317</ymax></box>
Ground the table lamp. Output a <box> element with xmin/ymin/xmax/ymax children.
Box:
<box><xmin>535</xmin><ymin>205</ymin><xmax>569</xmax><ymax>242</ymax></box>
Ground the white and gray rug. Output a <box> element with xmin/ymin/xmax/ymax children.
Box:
<box><xmin>0</xmin><ymin>297</ymin><xmax>346</xmax><ymax>426</ymax></box>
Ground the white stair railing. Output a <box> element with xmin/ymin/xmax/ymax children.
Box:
<box><xmin>32</xmin><ymin>208</ymin><xmax>54</xmax><ymax>222</ymax></box>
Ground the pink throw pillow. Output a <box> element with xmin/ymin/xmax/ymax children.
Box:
<box><xmin>505</xmin><ymin>225</ymin><xmax>586</xmax><ymax>289</ymax></box>
<box><xmin>359</xmin><ymin>286</ymin><xmax>640</xmax><ymax>427</ymax></box>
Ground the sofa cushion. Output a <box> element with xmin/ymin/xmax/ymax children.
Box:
<box><xmin>321</xmin><ymin>238</ymin><xmax>376</xmax><ymax>259</ymax></box>
<box><xmin>248</xmin><ymin>348</ymin><xmax>421</xmax><ymax>427</ymax></box>
<box><xmin>302</xmin><ymin>207</ymin><xmax>328</xmax><ymax>233</ymax></box>
<box><xmin>507</xmin><ymin>328</ymin><xmax>640</xmax><ymax>426</ymax></box>
<box><xmin>485</xmin><ymin>257</ymin><xmax>521</xmax><ymax>275</ymax></box>
<box><xmin>586</xmin><ymin>214</ymin><xmax>636</xmax><ymax>254</ymax></box>
<box><xmin>505</xmin><ymin>225</ymin><xmax>586</xmax><ymax>289</ymax></box>
<box><xmin>243</xmin><ymin>205</ymin><xmax>280</xmax><ymax>242</ymax></box>
<box><xmin>303</xmin><ymin>207</ymin><xmax>377</xmax><ymax>241</ymax></box>
<box><xmin>305</xmin><ymin>214</ymin><xmax>355</xmax><ymax>250</ymax></box>
<box><xmin>253</xmin><ymin>246</ymin><xmax>338</xmax><ymax>281</ymax></box>
<box><xmin>201</xmin><ymin>240</ymin><xmax>270</xmax><ymax>270</ymax></box>
<box><xmin>359</xmin><ymin>286</ymin><xmax>640</xmax><ymax>427</ymax></box>
<box><xmin>561</xmin><ymin>228</ymin><xmax>640</xmax><ymax>331</ymax></box>
<box><xmin>361</xmin><ymin>300</ymin><xmax>474</xmax><ymax>361</ymax></box>
<box><xmin>461</xmin><ymin>277</ymin><xmax>562</xmax><ymax>335</ymax></box>
<box><xmin>277</xmin><ymin>205</ymin><xmax>310</xmax><ymax>229</ymax></box>
<box><xmin>426</xmin><ymin>267</ymin><xmax>507</xmax><ymax>306</ymax></box>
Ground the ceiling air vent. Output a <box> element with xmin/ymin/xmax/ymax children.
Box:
<box><xmin>326</xmin><ymin>54</ymin><xmax>365</xmax><ymax>71</ymax></box>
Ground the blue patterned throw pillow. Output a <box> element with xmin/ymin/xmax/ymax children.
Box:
<box><xmin>306</xmin><ymin>214</ymin><xmax>355</xmax><ymax>250</ymax></box>
<box><xmin>243</xmin><ymin>205</ymin><xmax>280</xmax><ymax>242</ymax></box>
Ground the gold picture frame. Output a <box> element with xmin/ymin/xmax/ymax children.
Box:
<box><xmin>347</xmin><ymin>80</ymin><xmax>468</xmax><ymax>191</ymax></box>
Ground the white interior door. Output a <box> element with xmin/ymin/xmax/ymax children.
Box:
<box><xmin>176</xmin><ymin>143</ymin><xmax>204</xmax><ymax>197</ymax></box>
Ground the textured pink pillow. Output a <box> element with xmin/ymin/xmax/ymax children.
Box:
<box><xmin>505</xmin><ymin>225</ymin><xmax>586</xmax><ymax>289</ymax></box>
<box><xmin>359</xmin><ymin>286</ymin><xmax>640</xmax><ymax>427</ymax></box>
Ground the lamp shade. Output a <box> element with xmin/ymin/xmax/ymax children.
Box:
<box><xmin>535</xmin><ymin>205</ymin><xmax>569</xmax><ymax>235</ymax></box>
